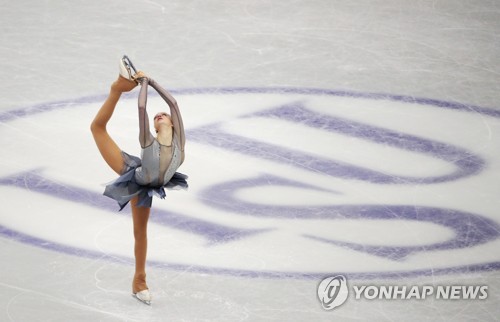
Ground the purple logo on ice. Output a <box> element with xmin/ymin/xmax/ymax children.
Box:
<box><xmin>1</xmin><ymin>87</ymin><xmax>500</xmax><ymax>279</ymax></box>
<box><xmin>317</xmin><ymin>275</ymin><xmax>349</xmax><ymax>310</ymax></box>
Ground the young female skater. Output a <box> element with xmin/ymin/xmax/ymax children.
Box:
<box><xmin>90</xmin><ymin>56</ymin><xmax>187</xmax><ymax>305</ymax></box>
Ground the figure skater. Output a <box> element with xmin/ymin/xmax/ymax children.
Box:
<box><xmin>90</xmin><ymin>56</ymin><xmax>187</xmax><ymax>305</ymax></box>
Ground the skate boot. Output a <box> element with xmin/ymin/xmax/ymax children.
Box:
<box><xmin>132</xmin><ymin>273</ymin><xmax>151</xmax><ymax>305</ymax></box>
<box><xmin>119</xmin><ymin>55</ymin><xmax>138</xmax><ymax>81</ymax></box>
<box><xmin>132</xmin><ymin>289</ymin><xmax>152</xmax><ymax>306</ymax></box>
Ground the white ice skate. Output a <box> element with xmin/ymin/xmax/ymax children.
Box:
<box><xmin>119</xmin><ymin>55</ymin><xmax>138</xmax><ymax>81</ymax></box>
<box><xmin>133</xmin><ymin>289</ymin><xmax>152</xmax><ymax>305</ymax></box>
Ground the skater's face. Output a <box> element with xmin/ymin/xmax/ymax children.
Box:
<box><xmin>154</xmin><ymin>112</ymin><xmax>173</xmax><ymax>131</ymax></box>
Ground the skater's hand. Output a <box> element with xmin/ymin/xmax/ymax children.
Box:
<box><xmin>132</xmin><ymin>71</ymin><xmax>148</xmax><ymax>83</ymax></box>
<box><xmin>111</xmin><ymin>75</ymin><xmax>138</xmax><ymax>93</ymax></box>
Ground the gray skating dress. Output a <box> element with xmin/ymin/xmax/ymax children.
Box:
<box><xmin>103</xmin><ymin>78</ymin><xmax>187</xmax><ymax>210</ymax></box>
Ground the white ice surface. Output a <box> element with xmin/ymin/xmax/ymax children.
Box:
<box><xmin>1</xmin><ymin>1</ymin><xmax>500</xmax><ymax>321</ymax></box>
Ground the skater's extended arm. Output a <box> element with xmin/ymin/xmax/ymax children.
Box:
<box><xmin>138</xmin><ymin>79</ymin><xmax>155</xmax><ymax>148</ymax></box>
<box><xmin>148</xmin><ymin>78</ymin><xmax>186</xmax><ymax>152</ymax></box>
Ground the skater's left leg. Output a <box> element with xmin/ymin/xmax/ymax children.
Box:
<box><xmin>131</xmin><ymin>196</ymin><xmax>150</xmax><ymax>293</ymax></box>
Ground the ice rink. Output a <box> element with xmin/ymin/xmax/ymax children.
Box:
<box><xmin>1</xmin><ymin>0</ymin><xmax>500</xmax><ymax>321</ymax></box>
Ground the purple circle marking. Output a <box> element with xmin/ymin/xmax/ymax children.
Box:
<box><xmin>1</xmin><ymin>87</ymin><xmax>499</xmax><ymax>280</ymax></box>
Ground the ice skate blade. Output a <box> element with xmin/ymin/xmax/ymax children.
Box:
<box><xmin>119</xmin><ymin>55</ymin><xmax>138</xmax><ymax>81</ymax></box>
<box><xmin>132</xmin><ymin>289</ymin><xmax>152</xmax><ymax>306</ymax></box>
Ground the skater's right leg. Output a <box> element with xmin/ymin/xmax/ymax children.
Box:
<box><xmin>90</xmin><ymin>89</ymin><xmax>124</xmax><ymax>174</ymax></box>
<box><xmin>90</xmin><ymin>76</ymin><xmax>137</xmax><ymax>174</ymax></box>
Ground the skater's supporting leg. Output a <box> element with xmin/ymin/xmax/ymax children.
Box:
<box><xmin>131</xmin><ymin>195</ymin><xmax>150</xmax><ymax>293</ymax></box>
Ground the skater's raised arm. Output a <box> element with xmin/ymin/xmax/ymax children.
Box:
<box><xmin>138</xmin><ymin>79</ymin><xmax>155</xmax><ymax>148</ymax></box>
<box><xmin>148</xmin><ymin>78</ymin><xmax>185</xmax><ymax>152</ymax></box>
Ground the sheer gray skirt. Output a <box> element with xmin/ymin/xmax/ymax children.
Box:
<box><xmin>103</xmin><ymin>151</ymin><xmax>188</xmax><ymax>211</ymax></box>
